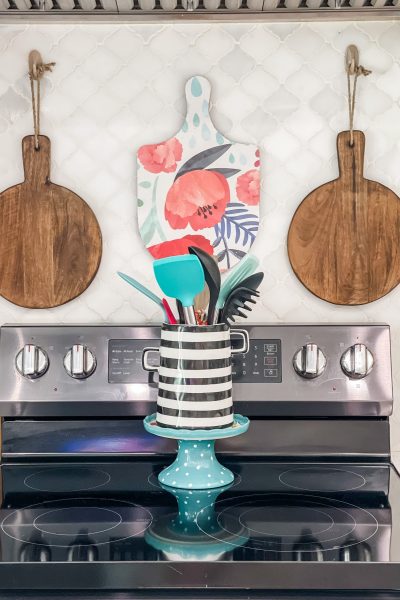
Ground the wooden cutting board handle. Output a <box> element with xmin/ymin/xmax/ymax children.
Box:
<box><xmin>287</xmin><ymin>130</ymin><xmax>400</xmax><ymax>305</ymax></box>
<box><xmin>0</xmin><ymin>135</ymin><xmax>102</xmax><ymax>308</ymax></box>
<box><xmin>337</xmin><ymin>130</ymin><xmax>364</xmax><ymax>183</ymax></box>
<box><xmin>22</xmin><ymin>135</ymin><xmax>51</xmax><ymax>187</ymax></box>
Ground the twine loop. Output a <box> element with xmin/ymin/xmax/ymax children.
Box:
<box><xmin>28</xmin><ymin>50</ymin><xmax>55</xmax><ymax>150</ymax></box>
<box><xmin>345</xmin><ymin>45</ymin><xmax>371</xmax><ymax>147</ymax></box>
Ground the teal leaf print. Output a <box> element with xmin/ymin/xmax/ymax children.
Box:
<box><xmin>182</xmin><ymin>120</ymin><xmax>189</xmax><ymax>133</ymax></box>
<box><xmin>193</xmin><ymin>113</ymin><xmax>200</xmax><ymax>127</ymax></box>
<box><xmin>139</xmin><ymin>181</ymin><xmax>151</xmax><ymax>188</ymax></box>
<box><xmin>138</xmin><ymin>198</ymin><xmax>144</xmax><ymax>208</ymax></box>
<box><xmin>229</xmin><ymin>153</ymin><xmax>235</xmax><ymax>164</ymax></box>
<box><xmin>216</xmin><ymin>132</ymin><xmax>224</xmax><ymax>145</ymax></box>
<box><xmin>191</xmin><ymin>77</ymin><xmax>202</xmax><ymax>97</ymax></box>
<box><xmin>202</xmin><ymin>100</ymin><xmax>209</xmax><ymax>117</ymax></box>
<box><xmin>202</xmin><ymin>123</ymin><xmax>211</xmax><ymax>141</ymax></box>
<box><xmin>139</xmin><ymin>177</ymin><xmax>165</xmax><ymax>246</ymax></box>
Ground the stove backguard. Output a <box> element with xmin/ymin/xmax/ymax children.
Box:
<box><xmin>0</xmin><ymin>324</ymin><xmax>393</xmax><ymax>460</ymax></box>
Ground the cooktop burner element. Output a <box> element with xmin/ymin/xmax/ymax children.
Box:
<box><xmin>279</xmin><ymin>467</ymin><xmax>367</xmax><ymax>492</ymax></box>
<box><xmin>195</xmin><ymin>493</ymin><xmax>379</xmax><ymax>555</ymax></box>
<box><xmin>24</xmin><ymin>467</ymin><xmax>111</xmax><ymax>492</ymax></box>
<box><xmin>1</xmin><ymin>497</ymin><xmax>153</xmax><ymax>547</ymax></box>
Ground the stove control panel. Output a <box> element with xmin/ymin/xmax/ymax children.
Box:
<box><xmin>0</xmin><ymin>324</ymin><xmax>392</xmax><ymax>417</ymax></box>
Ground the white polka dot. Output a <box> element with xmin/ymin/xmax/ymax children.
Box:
<box><xmin>208</xmin><ymin>474</ymin><xmax>211</xmax><ymax>478</ymax></box>
<box><xmin>194</xmin><ymin>444</ymin><xmax>197</xmax><ymax>448</ymax></box>
<box><xmin>172</xmin><ymin>481</ymin><xmax>176</xmax><ymax>485</ymax></box>
<box><xmin>200</xmin><ymin>453</ymin><xmax>204</xmax><ymax>458</ymax></box>
<box><xmin>196</xmin><ymin>465</ymin><xmax>201</xmax><ymax>470</ymax></box>
<box><xmin>185</xmin><ymin>472</ymin><xmax>189</xmax><ymax>476</ymax></box>
<box><xmin>207</xmin><ymin>444</ymin><xmax>211</xmax><ymax>448</ymax></box>
<box><xmin>188</xmin><ymin>483</ymin><xmax>193</xmax><ymax>487</ymax></box>
<box><xmin>184</xmin><ymin>463</ymin><xmax>188</xmax><ymax>467</ymax></box>
<box><xmin>220</xmin><ymin>471</ymin><xmax>224</xmax><ymax>475</ymax></box>
<box><xmin>184</xmin><ymin>500</ymin><xmax>188</xmax><ymax>505</ymax></box>
<box><xmin>176</xmin><ymin>468</ymin><xmax>180</xmax><ymax>472</ymax></box>
<box><xmin>196</xmin><ymin>500</ymin><xmax>200</xmax><ymax>504</ymax></box>
<box><xmin>220</xmin><ymin>480</ymin><xmax>224</xmax><ymax>483</ymax></box>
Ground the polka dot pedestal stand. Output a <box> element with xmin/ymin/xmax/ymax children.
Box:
<box><xmin>143</xmin><ymin>414</ymin><xmax>249</xmax><ymax>490</ymax></box>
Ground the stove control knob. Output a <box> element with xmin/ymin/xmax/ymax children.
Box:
<box><xmin>64</xmin><ymin>345</ymin><xmax>96</xmax><ymax>379</ymax></box>
<box><xmin>16</xmin><ymin>345</ymin><xmax>49</xmax><ymax>379</ymax></box>
<box><xmin>293</xmin><ymin>343</ymin><xmax>326</xmax><ymax>379</ymax></box>
<box><xmin>341</xmin><ymin>344</ymin><xmax>374</xmax><ymax>379</ymax></box>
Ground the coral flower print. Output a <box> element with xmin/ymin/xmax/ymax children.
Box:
<box><xmin>236</xmin><ymin>169</ymin><xmax>260</xmax><ymax>206</ymax></box>
<box><xmin>149</xmin><ymin>235</ymin><xmax>213</xmax><ymax>260</ymax></box>
<box><xmin>165</xmin><ymin>170</ymin><xmax>230</xmax><ymax>231</ymax></box>
<box><xmin>138</xmin><ymin>138</ymin><xmax>183</xmax><ymax>174</ymax></box>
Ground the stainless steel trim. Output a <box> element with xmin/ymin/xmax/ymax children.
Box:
<box><xmin>0</xmin><ymin>7</ymin><xmax>399</xmax><ymax>21</ymax></box>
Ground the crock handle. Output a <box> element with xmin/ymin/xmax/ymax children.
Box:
<box><xmin>142</xmin><ymin>347</ymin><xmax>160</xmax><ymax>372</ymax></box>
<box><xmin>231</xmin><ymin>329</ymin><xmax>249</xmax><ymax>354</ymax></box>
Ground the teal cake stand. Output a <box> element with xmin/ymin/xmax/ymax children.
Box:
<box><xmin>143</xmin><ymin>414</ymin><xmax>249</xmax><ymax>490</ymax></box>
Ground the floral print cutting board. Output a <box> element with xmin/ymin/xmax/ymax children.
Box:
<box><xmin>137</xmin><ymin>76</ymin><xmax>260</xmax><ymax>271</ymax></box>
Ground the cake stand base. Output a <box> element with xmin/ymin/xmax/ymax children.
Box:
<box><xmin>143</xmin><ymin>414</ymin><xmax>249</xmax><ymax>490</ymax></box>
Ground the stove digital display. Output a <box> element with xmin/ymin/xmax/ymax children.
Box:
<box><xmin>109</xmin><ymin>339</ymin><xmax>158</xmax><ymax>383</ymax></box>
<box><xmin>108</xmin><ymin>338</ymin><xmax>282</xmax><ymax>384</ymax></box>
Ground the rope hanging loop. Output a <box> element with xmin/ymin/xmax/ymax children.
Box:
<box><xmin>345</xmin><ymin>44</ymin><xmax>371</xmax><ymax>147</ymax></box>
<box><xmin>28</xmin><ymin>50</ymin><xmax>56</xmax><ymax>150</ymax></box>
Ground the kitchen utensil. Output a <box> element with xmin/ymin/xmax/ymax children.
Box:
<box><xmin>0</xmin><ymin>135</ymin><xmax>102</xmax><ymax>308</ymax></box>
<box><xmin>153</xmin><ymin>255</ymin><xmax>205</xmax><ymax>325</ymax></box>
<box><xmin>137</xmin><ymin>75</ymin><xmax>260</xmax><ymax>272</ymax></box>
<box><xmin>287</xmin><ymin>130</ymin><xmax>400</xmax><ymax>305</ymax></box>
<box><xmin>220</xmin><ymin>271</ymin><xmax>263</xmax><ymax>323</ymax></box>
<box><xmin>213</xmin><ymin>254</ymin><xmax>259</xmax><ymax>323</ymax></box>
<box><xmin>220</xmin><ymin>287</ymin><xmax>260</xmax><ymax>324</ymax></box>
<box><xmin>117</xmin><ymin>271</ymin><xmax>167</xmax><ymax>321</ymax></box>
<box><xmin>162</xmin><ymin>298</ymin><xmax>177</xmax><ymax>325</ymax></box>
<box><xmin>176</xmin><ymin>300</ymin><xmax>185</xmax><ymax>324</ymax></box>
<box><xmin>231</xmin><ymin>272</ymin><xmax>264</xmax><ymax>295</ymax></box>
<box><xmin>189</xmin><ymin>246</ymin><xmax>221</xmax><ymax>325</ymax></box>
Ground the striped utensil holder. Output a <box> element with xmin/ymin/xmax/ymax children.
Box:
<box><xmin>142</xmin><ymin>323</ymin><xmax>248</xmax><ymax>430</ymax></box>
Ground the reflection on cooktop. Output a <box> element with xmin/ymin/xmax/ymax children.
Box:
<box><xmin>196</xmin><ymin>493</ymin><xmax>379</xmax><ymax>556</ymax></box>
<box><xmin>1</xmin><ymin>498</ymin><xmax>152</xmax><ymax>548</ymax></box>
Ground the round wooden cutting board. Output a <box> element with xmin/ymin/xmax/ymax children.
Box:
<box><xmin>288</xmin><ymin>130</ymin><xmax>400</xmax><ymax>305</ymax></box>
<box><xmin>0</xmin><ymin>135</ymin><xmax>102</xmax><ymax>308</ymax></box>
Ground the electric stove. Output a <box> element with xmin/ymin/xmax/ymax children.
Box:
<box><xmin>0</xmin><ymin>324</ymin><xmax>398</xmax><ymax>596</ymax></box>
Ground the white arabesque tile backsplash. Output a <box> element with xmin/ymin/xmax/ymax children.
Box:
<box><xmin>0</xmin><ymin>21</ymin><xmax>400</xmax><ymax>446</ymax></box>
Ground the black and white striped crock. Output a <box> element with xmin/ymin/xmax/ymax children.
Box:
<box><xmin>143</xmin><ymin>323</ymin><xmax>248</xmax><ymax>430</ymax></box>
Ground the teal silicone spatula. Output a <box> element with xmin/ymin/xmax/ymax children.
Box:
<box><xmin>153</xmin><ymin>255</ymin><xmax>205</xmax><ymax>325</ymax></box>
<box><xmin>213</xmin><ymin>254</ymin><xmax>259</xmax><ymax>323</ymax></box>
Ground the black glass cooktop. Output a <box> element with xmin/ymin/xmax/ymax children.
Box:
<box><xmin>0</xmin><ymin>460</ymin><xmax>400</xmax><ymax>592</ymax></box>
